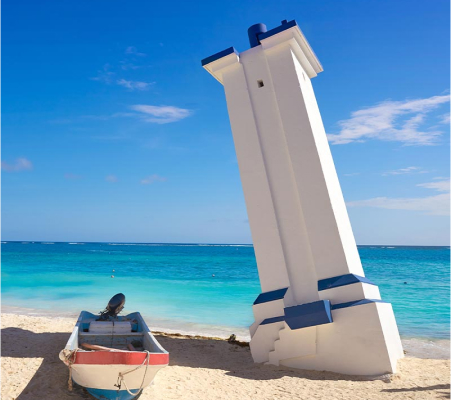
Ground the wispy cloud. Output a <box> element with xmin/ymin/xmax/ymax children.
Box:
<box><xmin>347</xmin><ymin>179</ymin><xmax>450</xmax><ymax>216</ymax></box>
<box><xmin>382</xmin><ymin>166</ymin><xmax>427</xmax><ymax>176</ymax></box>
<box><xmin>52</xmin><ymin>106</ymin><xmax>190</xmax><ymax>127</ymax></box>
<box><xmin>91</xmin><ymin>64</ymin><xmax>115</xmax><ymax>84</ymax></box>
<box><xmin>439</xmin><ymin>113</ymin><xmax>450</xmax><ymax>124</ymax></box>
<box><xmin>1</xmin><ymin>157</ymin><xmax>33</xmax><ymax>172</ymax></box>
<box><xmin>141</xmin><ymin>174</ymin><xmax>167</xmax><ymax>185</ymax></box>
<box><xmin>105</xmin><ymin>175</ymin><xmax>118</xmax><ymax>183</ymax></box>
<box><xmin>130</xmin><ymin>105</ymin><xmax>192</xmax><ymax>124</ymax></box>
<box><xmin>328</xmin><ymin>94</ymin><xmax>450</xmax><ymax>145</ymax></box>
<box><xmin>119</xmin><ymin>62</ymin><xmax>141</xmax><ymax>71</ymax></box>
<box><xmin>125</xmin><ymin>46</ymin><xmax>146</xmax><ymax>57</ymax></box>
<box><xmin>92</xmin><ymin>55</ymin><xmax>153</xmax><ymax>90</ymax></box>
<box><xmin>116</xmin><ymin>79</ymin><xmax>154</xmax><ymax>91</ymax></box>
<box><xmin>64</xmin><ymin>173</ymin><xmax>82</xmax><ymax>180</ymax></box>
<box><xmin>417</xmin><ymin>179</ymin><xmax>450</xmax><ymax>192</ymax></box>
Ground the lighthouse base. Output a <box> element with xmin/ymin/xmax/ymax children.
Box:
<box><xmin>250</xmin><ymin>300</ymin><xmax>403</xmax><ymax>376</ymax></box>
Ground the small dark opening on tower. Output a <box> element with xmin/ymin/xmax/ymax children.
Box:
<box><xmin>257</xmin><ymin>80</ymin><xmax>264</xmax><ymax>88</ymax></box>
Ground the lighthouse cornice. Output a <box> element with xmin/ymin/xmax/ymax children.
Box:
<box><xmin>260</xmin><ymin>28</ymin><xmax>323</xmax><ymax>78</ymax></box>
<box><xmin>202</xmin><ymin>20</ymin><xmax>323</xmax><ymax>83</ymax></box>
<box><xmin>201</xmin><ymin>47</ymin><xmax>240</xmax><ymax>84</ymax></box>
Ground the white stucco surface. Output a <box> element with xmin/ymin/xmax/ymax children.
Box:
<box><xmin>203</xmin><ymin>21</ymin><xmax>403</xmax><ymax>375</ymax></box>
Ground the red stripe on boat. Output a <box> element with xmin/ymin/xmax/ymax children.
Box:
<box><xmin>74</xmin><ymin>351</ymin><xmax>169</xmax><ymax>365</ymax></box>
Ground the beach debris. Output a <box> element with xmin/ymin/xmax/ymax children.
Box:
<box><xmin>227</xmin><ymin>334</ymin><xmax>249</xmax><ymax>347</ymax></box>
<box><xmin>228</xmin><ymin>334</ymin><xmax>237</xmax><ymax>343</ymax></box>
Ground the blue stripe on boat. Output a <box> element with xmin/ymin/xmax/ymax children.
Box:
<box><xmin>86</xmin><ymin>387</ymin><xmax>141</xmax><ymax>400</ymax></box>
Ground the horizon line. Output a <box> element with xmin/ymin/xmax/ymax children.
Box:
<box><xmin>1</xmin><ymin>240</ymin><xmax>449</xmax><ymax>248</ymax></box>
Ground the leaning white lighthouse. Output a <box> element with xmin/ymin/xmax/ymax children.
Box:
<box><xmin>202</xmin><ymin>20</ymin><xmax>403</xmax><ymax>375</ymax></box>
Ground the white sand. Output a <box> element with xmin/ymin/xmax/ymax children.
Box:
<box><xmin>1</xmin><ymin>313</ymin><xmax>450</xmax><ymax>400</ymax></box>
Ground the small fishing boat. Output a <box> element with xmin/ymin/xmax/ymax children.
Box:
<box><xmin>60</xmin><ymin>294</ymin><xmax>169</xmax><ymax>400</ymax></box>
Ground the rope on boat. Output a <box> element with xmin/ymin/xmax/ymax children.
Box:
<box><xmin>116</xmin><ymin>350</ymin><xmax>150</xmax><ymax>396</ymax></box>
<box><xmin>64</xmin><ymin>349</ymin><xmax>79</xmax><ymax>392</ymax></box>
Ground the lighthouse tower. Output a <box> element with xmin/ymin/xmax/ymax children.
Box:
<box><xmin>202</xmin><ymin>20</ymin><xmax>403</xmax><ymax>375</ymax></box>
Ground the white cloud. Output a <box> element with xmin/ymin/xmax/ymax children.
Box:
<box><xmin>141</xmin><ymin>174</ymin><xmax>167</xmax><ymax>185</ymax></box>
<box><xmin>347</xmin><ymin>194</ymin><xmax>449</xmax><ymax>216</ymax></box>
<box><xmin>130</xmin><ymin>105</ymin><xmax>192</xmax><ymax>124</ymax></box>
<box><xmin>347</xmin><ymin>179</ymin><xmax>450</xmax><ymax>216</ymax></box>
<box><xmin>125</xmin><ymin>46</ymin><xmax>146</xmax><ymax>57</ymax></box>
<box><xmin>439</xmin><ymin>113</ymin><xmax>450</xmax><ymax>124</ymax></box>
<box><xmin>382</xmin><ymin>166</ymin><xmax>424</xmax><ymax>176</ymax></box>
<box><xmin>1</xmin><ymin>157</ymin><xmax>33</xmax><ymax>172</ymax></box>
<box><xmin>116</xmin><ymin>79</ymin><xmax>153</xmax><ymax>91</ymax></box>
<box><xmin>105</xmin><ymin>175</ymin><xmax>118</xmax><ymax>183</ymax></box>
<box><xmin>328</xmin><ymin>94</ymin><xmax>450</xmax><ymax>145</ymax></box>
<box><xmin>417</xmin><ymin>179</ymin><xmax>450</xmax><ymax>192</ymax></box>
<box><xmin>92</xmin><ymin>61</ymin><xmax>153</xmax><ymax>90</ymax></box>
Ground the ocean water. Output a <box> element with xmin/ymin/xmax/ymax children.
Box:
<box><xmin>1</xmin><ymin>242</ymin><xmax>449</xmax><ymax>345</ymax></box>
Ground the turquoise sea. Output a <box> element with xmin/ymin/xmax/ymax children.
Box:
<box><xmin>1</xmin><ymin>242</ymin><xmax>449</xmax><ymax>345</ymax></box>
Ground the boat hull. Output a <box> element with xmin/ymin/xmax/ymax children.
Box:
<box><xmin>60</xmin><ymin>311</ymin><xmax>169</xmax><ymax>400</ymax></box>
<box><xmin>86</xmin><ymin>387</ymin><xmax>140</xmax><ymax>400</ymax></box>
<box><xmin>71</xmin><ymin>363</ymin><xmax>165</xmax><ymax>391</ymax></box>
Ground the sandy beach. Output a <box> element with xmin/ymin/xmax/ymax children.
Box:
<box><xmin>1</xmin><ymin>313</ymin><xmax>449</xmax><ymax>400</ymax></box>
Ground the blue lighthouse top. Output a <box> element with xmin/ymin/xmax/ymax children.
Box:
<box><xmin>201</xmin><ymin>20</ymin><xmax>298</xmax><ymax>67</ymax></box>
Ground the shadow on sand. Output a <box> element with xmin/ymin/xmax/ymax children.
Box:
<box><xmin>1</xmin><ymin>327</ymin><xmax>90</xmax><ymax>400</ymax></box>
<box><xmin>2</xmin><ymin>326</ymin><xmax>377</xmax><ymax>400</ymax></box>
<box><xmin>3</xmin><ymin>327</ymin><xmax>450</xmax><ymax>399</ymax></box>
<box><xmin>381</xmin><ymin>384</ymin><xmax>451</xmax><ymax>399</ymax></box>
<box><xmin>153</xmin><ymin>334</ymin><xmax>393</xmax><ymax>382</ymax></box>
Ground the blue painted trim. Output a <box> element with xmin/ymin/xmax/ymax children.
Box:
<box><xmin>332</xmin><ymin>299</ymin><xmax>386</xmax><ymax>310</ymax></box>
<box><xmin>87</xmin><ymin>387</ymin><xmax>141</xmax><ymax>400</ymax></box>
<box><xmin>86</xmin><ymin>387</ymin><xmax>140</xmax><ymax>400</ymax></box>
<box><xmin>260</xmin><ymin>315</ymin><xmax>285</xmax><ymax>325</ymax></box>
<box><xmin>284</xmin><ymin>300</ymin><xmax>333</xmax><ymax>330</ymax></box>
<box><xmin>248</xmin><ymin>23</ymin><xmax>267</xmax><ymax>48</ymax></box>
<box><xmin>253</xmin><ymin>287</ymin><xmax>288</xmax><ymax>305</ymax></box>
<box><xmin>258</xmin><ymin>20</ymin><xmax>298</xmax><ymax>42</ymax></box>
<box><xmin>318</xmin><ymin>274</ymin><xmax>375</xmax><ymax>291</ymax></box>
<box><xmin>201</xmin><ymin>47</ymin><xmax>239</xmax><ymax>66</ymax></box>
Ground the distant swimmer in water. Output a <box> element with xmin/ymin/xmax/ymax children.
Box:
<box><xmin>212</xmin><ymin>274</ymin><xmax>215</xmax><ymax>277</ymax></box>
<box><xmin>111</xmin><ymin>275</ymin><xmax>114</xmax><ymax>278</ymax></box>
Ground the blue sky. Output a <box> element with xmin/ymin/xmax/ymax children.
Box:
<box><xmin>2</xmin><ymin>0</ymin><xmax>449</xmax><ymax>245</ymax></box>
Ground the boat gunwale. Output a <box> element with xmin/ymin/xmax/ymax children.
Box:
<box><xmin>62</xmin><ymin>310</ymin><xmax>169</xmax><ymax>365</ymax></box>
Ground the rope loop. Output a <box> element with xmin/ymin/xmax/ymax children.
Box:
<box><xmin>65</xmin><ymin>349</ymin><xmax>79</xmax><ymax>392</ymax></box>
<box><xmin>116</xmin><ymin>350</ymin><xmax>151</xmax><ymax>396</ymax></box>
